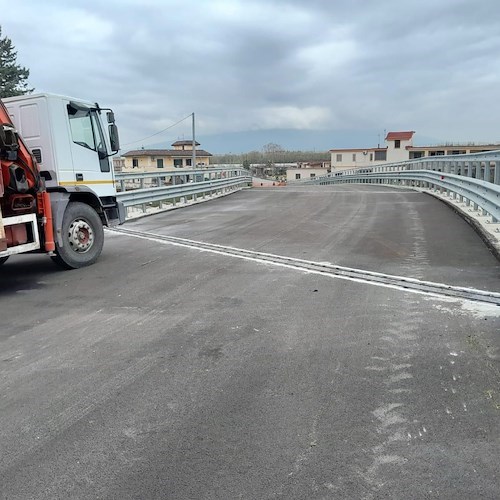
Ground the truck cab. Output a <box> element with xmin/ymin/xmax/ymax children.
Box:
<box><xmin>1</xmin><ymin>93</ymin><xmax>125</xmax><ymax>269</ymax></box>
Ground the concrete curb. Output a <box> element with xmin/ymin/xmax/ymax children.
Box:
<box><xmin>422</xmin><ymin>190</ymin><xmax>500</xmax><ymax>262</ymax></box>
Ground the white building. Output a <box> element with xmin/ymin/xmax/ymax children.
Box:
<box><xmin>330</xmin><ymin>131</ymin><xmax>500</xmax><ymax>170</ymax></box>
<box><xmin>330</xmin><ymin>131</ymin><xmax>414</xmax><ymax>170</ymax></box>
<box><xmin>286</xmin><ymin>161</ymin><xmax>331</xmax><ymax>182</ymax></box>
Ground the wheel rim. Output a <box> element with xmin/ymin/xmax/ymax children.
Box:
<box><xmin>68</xmin><ymin>218</ymin><xmax>94</xmax><ymax>253</ymax></box>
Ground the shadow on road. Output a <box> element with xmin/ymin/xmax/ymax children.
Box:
<box><xmin>0</xmin><ymin>255</ymin><xmax>63</xmax><ymax>294</ymax></box>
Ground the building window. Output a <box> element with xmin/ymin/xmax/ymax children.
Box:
<box><xmin>157</xmin><ymin>158</ymin><xmax>164</xmax><ymax>168</ymax></box>
<box><xmin>352</xmin><ymin>153</ymin><xmax>356</xmax><ymax>162</ymax></box>
<box><xmin>374</xmin><ymin>151</ymin><xmax>387</xmax><ymax>161</ymax></box>
<box><xmin>395</xmin><ymin>140</ymin><xmax>401</xmax><ymax>149</ymax></box>
<box><xmin>410</xmin><ymin>151</ymin><xmax>424</xmax><ymax>159</ymax></box>
<box><xmin>174</xmin><ymin>159</ymin><xmax>183</xmax><ymax>168</ymax></box>
<box><xmin>132</xmin><ymin>158</ymin><xmax>139</xmax><ymax>168</ymax></box>
<box><xmin>295</xmin><ymin>173</ymin><xmax>301</xmax><ymax>180</ymax></box>
<box><xmin>310</xmin><ymin>173</ymin><xmax>316</xmax><ymax>178</ymax></box>
<box><xmin>369</xmin><ymin>153</ymin><xmax>373</xmax><ymax>161</ymax></box>
<box><xmin>186</xmin><ymin>159</ymin><xmax>192</xmax><ymax>167</ymax></box>
<box><xmin>336</xmin><ymin>154</ymin><xmax>342</xmax><ymax>162</ymax></box>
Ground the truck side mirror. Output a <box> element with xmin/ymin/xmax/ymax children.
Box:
<box><xmin>109</xmin><ymin>123</ymin><xmax>120</xmax><ymax>152</ymax></box>
<box><xmin>107</xmin><ymin>111</ymin><xmax>115</xmax><ymax>124</ymax></box>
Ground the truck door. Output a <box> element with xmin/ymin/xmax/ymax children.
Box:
<box><xmin>66</xmin><ymin>103</ymin><xmax>115</xmax><ymax>198</ymax></box>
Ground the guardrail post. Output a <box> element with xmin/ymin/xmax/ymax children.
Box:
<box><xmin>484</xmin><ymin>162</ymin><xmax>490</xmax><ymax>182</ymax></box>
<box><xmin>491</xmin><ymin>164</ymin><xmax>499</xmax><ymax>221</ymax></box>
<box><xmin>494</xmin><ymin>162</ymin><xmax>500</xmax><ymax>185</ymax></box>
<box><xmin>455</xmin><ymin>163</ymin><xmax>461</xmax><ymax>201</ymax></box>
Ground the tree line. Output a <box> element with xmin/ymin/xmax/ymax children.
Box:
<box><xmin>212</xmin><ymin>144</ymin><xmax>330</xmax><ymax>166</ymax></box>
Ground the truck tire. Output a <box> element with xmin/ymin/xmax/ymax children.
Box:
<box><xmin>0</xmin><ymin>256</ymin><xmax>9</xmax><ymax>265</ymax></box>
<box><xmin>51</xmin><ymin>202</ymin><xmax>104</xmax><ymax>269</ymax></box>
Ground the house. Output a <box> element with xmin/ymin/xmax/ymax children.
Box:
<box><xmin>330</xmin><ymin>131</ymin><xmax>500</xmax><ymax>170</ymax></box>
<box><xmin>112</xmin><ymin>156</ymin><xmax>125</xmax><ymax>172</ymax></box>
<box><xmin>286</xmin><ymin>161</ymin><xmax>331</xmax><ymax>182</ymax></box>
<box><xmin>330</xmin><ymin>131</ymin><xmax>415</xmax><ymax>170</ymax></box>
<box><xmin>122</xmin><ymin>140</ymin><xmax>212</xmax><ymax>172</ymax></box>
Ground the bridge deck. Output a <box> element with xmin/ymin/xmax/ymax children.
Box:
<box><xmin>1</xmin><ymin>185</ymin><xmax>499</xmax><ymax>499</ymax></box>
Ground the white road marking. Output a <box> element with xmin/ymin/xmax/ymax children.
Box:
<box><xmin>108</xmin><ymin>228</ymin><xmax>500</xmax><ymax>306</ymax></box>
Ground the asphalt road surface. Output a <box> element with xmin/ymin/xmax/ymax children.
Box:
<box><xmin>1</xmin><ymin>185</ymin><xmax>500</xmax><ymax>499</ymax></box>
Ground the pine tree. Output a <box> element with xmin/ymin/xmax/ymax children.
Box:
<box><xmin>0</xmin><ymin>26</ymin><xmax>33</xmax><ymax>98</ymax></box>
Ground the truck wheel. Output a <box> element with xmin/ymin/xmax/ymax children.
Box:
<box><xmin>52</xmin><ymin>202</ymin><xmax>104</xmax><ymax>269</ymax></box>
<box><xmin>0</xmin><ymin>256</ymin><xmax>9</xmax><ymax>265</ymax></box>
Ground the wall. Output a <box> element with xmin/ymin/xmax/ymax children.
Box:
<box><xmin>330</xmin><ymin>150</ymin><xmax>378</xmax><ymax>169</ymax></box>
<box><xmin>287</xmin><ymin>167</ymin><xmax>330</xmax><ymax>182</ymax></box>
<box><xmin>386</xmin><ymin>138</ymin><xmax>412</xmax><ymax>163</ymax></box>
<box><xmin>123</xmin><ymin>154</ymin><xmax>210</xmax><ymax>172</ymax></box>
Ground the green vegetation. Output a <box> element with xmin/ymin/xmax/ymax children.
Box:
<box><xmin>0</xmin><ymin>26</ymin><xmax>33</xmax><ymax>98</ymax></box>
<box><xmin>212</xmin><ymin>142</ymin><xmax>329</xmax><ymax>165</ymax></box>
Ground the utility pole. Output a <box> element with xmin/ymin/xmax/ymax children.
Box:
<box><xmin>192</xmin><ymin>112</ymin><xmax>196</xmax><ymax>170</ymax></box>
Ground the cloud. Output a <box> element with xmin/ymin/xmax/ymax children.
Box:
<box><xmin>251</xmin><ymin>105</ymin><xmax>331</xmax><ymax>130</ymax></box>
<box><xmin>2</xmin><ymin>0</ymin><xmax>500</xmax><ymax>149</ymax></box>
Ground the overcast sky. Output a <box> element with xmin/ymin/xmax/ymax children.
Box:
<box><xmin>3</xmin><ymin>0</ymin><xmax>500</xmax><ymax>151</ymax></box>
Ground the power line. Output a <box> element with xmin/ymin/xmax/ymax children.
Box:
<box><xmin>121</xmin><ymin>113</ymin><xmax>193</xmax><ymax>148</ymax></box>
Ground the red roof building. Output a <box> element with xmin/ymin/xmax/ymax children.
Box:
<box><xmin>330</xmin><ymin>130</ymin><xmax>500</xmax><ymax>170</ymax></box>
<box><xmin>385</xmin><ymin>131</ymin><xmax>415</xmax><ymax>141</ymax></box>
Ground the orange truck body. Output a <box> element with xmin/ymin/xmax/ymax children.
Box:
<box><xmin>0</xmin><ymin>99</ymin><xmax>55</xmax><ymax>255</ymax></box>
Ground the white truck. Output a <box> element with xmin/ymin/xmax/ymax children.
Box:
<box><xmin>0</xmin><ymin>93</ymin><xmax>125</xmax><ymax>269</ymax></box>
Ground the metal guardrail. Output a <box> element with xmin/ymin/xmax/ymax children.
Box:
<box><xmin>115</xmin><ymin>167</ymin><xmax>252</xmax><ymax>217</ymax></box>
<box><xmin>308</xmin><ymin>152</ymin><xmax>500</xmax><ymax>223</ymax></box>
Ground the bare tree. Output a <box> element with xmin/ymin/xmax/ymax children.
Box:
<box><xmin>262</xmin><ymin>142</ymin><xmax>283</xmax><ymax>155</ymax></box>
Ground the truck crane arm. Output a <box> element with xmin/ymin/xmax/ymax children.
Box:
<box><xmin>0</xmin><ymin>99</ymin><xmax>55</xmax><ymax>254</ymax></box>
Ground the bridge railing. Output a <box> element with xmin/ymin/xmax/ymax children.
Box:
<box><xmin>115</xmin><ymin>167</ymin><xmax>252</xmax><ymax>218</ymax></box>
<box><xmin>309</xmin><ymin>152</ymin><xmax>500</xmax><ymax>223</ymax></box>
